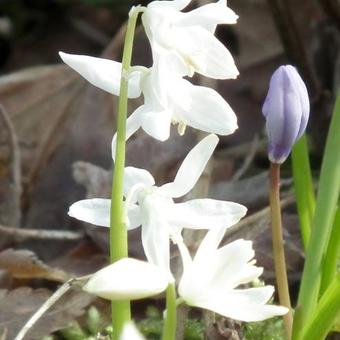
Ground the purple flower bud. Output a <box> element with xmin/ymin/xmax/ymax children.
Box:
<box><xmin>262</xmin><ymin>65</ymin><xmax>310</xmax><ymax>164</ymax></box>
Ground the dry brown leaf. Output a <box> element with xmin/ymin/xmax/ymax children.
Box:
<box><xmin>49</xmin><ymin>241</ymin><xmax>107</xmax><ymax>278</ymax></box>
<box><xmin>0</xmin><ymin>248</ymin><xmax>69</xmax><ymax>282</ymax></box>
<box><xmin>0</xmin><ymin>23</ymin><xmax>197</xmax><ymax>247</ymax></box>
<box><xmin>0</xmin><ymin>287</ymin><xmax>93</xmax><ymax>339</ymax></box>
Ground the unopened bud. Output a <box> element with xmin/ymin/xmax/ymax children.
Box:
<box><xmin>262</xmin><ymin>65</ymin><xmax>310</xmax><ymax>164</ymax></box>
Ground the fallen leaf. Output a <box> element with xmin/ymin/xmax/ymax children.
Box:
<box><xmin>0</xmin><ymin>248</ymin><xmax>69</xmax><ymax>282</ymax></box>
<box><xmin>0</xmin><ymin>287</ymin><xmax>93</xmax><ymax>339</ymax></box>
<box><xmin>49</xmin><ymin>241</ymin><xmax>107</xmax><ymax>278</ymax></box>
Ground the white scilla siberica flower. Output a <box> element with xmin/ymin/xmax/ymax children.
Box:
<box><xmin>142</xmin><ymin>0</ymin><xmax>239</xmax><ymax>79</ymax></box>
<box><xmin>59</xmin><ymin>51</ymin><xmax>238</xmax><ymax>146</ymax></box>
<box><xmin>83</xmin><ymin>227</ymin><xmax>288</xmax><ymax>322</ymax></box>
<box><xmin>176</xmin><ymin>228</ymin><xmax>289</xmax><ymax>321</ymax></box>
<box><xmin>69</xmin><ymin>134</ymin><xmax>246</xmax><ymax>279</ymax></box>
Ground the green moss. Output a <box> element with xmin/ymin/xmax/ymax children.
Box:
<box><xmin>138</xmin><ymin>306</ymin><xmax>204</xmax><ymax>340</ymax></box>
<box><xmin>243</xmin><ymin>317</ymin><xmax>287</xmax><ymax>340</ymax></box>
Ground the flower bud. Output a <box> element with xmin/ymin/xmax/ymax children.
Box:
<box><xmin>262</xmin><ymin>65</ymin><xmax>310</xmax><ymax>164</ymax></box>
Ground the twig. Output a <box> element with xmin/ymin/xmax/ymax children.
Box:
<box><xmin>0</xmin><ymin>328</ymin><xmax>8</xmax><ymax>340</ymax></box>
<box><xmin>0</xmin><ymin>105</ymin><xmax>21</xmax><ymax>227</ymax></box>
<box><xmin>14</xmin><ymin>275</ymin><xmax>90</xmax><ymax>340</ymax></box>
<box><xmin>217</xmin><ymin>138</ymin><xmax>267</xmax><ymax>159</ymax></box>
<box><xmin>232</xmin><ymin>134</ymin><xmax>259</xmax><ymax>181</ymax></box>
<box><xmin>223</xmin><ymin>194</ymin><xmax>295</xmax><ymax>243</ymax></box>
<box><xmin>0</xmin><ymin>224</ymin><xmax>84</xmax><ymax>241</ymax></box>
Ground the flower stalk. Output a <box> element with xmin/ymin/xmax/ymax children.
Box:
<box><xmin>162</xmin><ymin>283</ymin><xmax>177</xmax><ymax>340</ymax></box>
<box><xmin>110</xmin><ymin>7</ymin><xmax>141</xmax><ymax>339</ymax></box>
<box><xmin>269</xmin><ymin>163</ymin><xmax>293</xmax><ymax>338</ymax></box>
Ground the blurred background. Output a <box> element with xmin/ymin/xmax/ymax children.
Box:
<box><xmin>0</xmin><ymin>0</ymin><xmax>339</xmax><ymax>338</ymax></box>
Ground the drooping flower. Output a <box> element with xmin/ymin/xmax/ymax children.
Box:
<box><xmin>69</xmin><ymin>134</ymin><xmax>246</xmax><ymax>278</ymax></box>
<box><xmin>262</xmin><ymin>65</ymin><xmax>310</xmax><ymax>164</ymax></box>
<box><xmin>59</xmin><ymin>51</ymin><xmax>238</xmax><ymax>145</ymax></box>
<box><xmin>83</xmin><ymin>258</ymin><xmax>168</xmax><ymax>300</ymax></box>
<box><xmin>142</xmin><ymin>0</ymin><xmax>239</xmax><ymax>79</ymax></box>
<box><xmin>83</xmin><ymin>227</ymin><xmax>288</xmax><ymax>322</ymax></box>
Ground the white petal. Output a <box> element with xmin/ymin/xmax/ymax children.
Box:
<box><xmin>192</xmin><ymin>227</ymin><xmax>226</xmax><ymax>266</ymax></box>
<box><xmin>68</xmin><ymin>198</ymin><xmax>110</xmax><ymax>227</ymax></box>
<box><xmin>127</xmin><ymin>204</ymin><xmax>142</xmax><ymax>230</ymax></box>
<box><xmin>208</xmin><ymin>240</ymin><xmax>263</xmax><ymax>291</ymax></box>
<box><xmin>174</xmin><ymin>79</ymin><xmax>238</xmax><ymax>135</ymax></box>
<box><xmin>187</xmin><ymin>286</ymin><xmax>288</xmax><ymax>321</ymax></box>
<box><xmin>83</xmin><ymin>258</ymin><xmax>168</xmax><ymax>300</ymax></box>
<box><xmin>112</xmin><ymin>106</ymin><xmax>144</xmax><ymax>160</ymax></box>
<box><xmin>172</xmin><ymin>26</ymin><xmax>239</xmax><ymax>79</ymax></box>
<box><xmin>174</xmin><ymin>233</ymin><xmax>192</xmax><ymax>273</ymax></box>
<box><xmin>121</xmin><ymin>323</ymin><xmax>145</xmax><ymax>340</ymax></box>
<box><xmin>167</xmin><ymin>199</ymin><xmax>247</xmax><ymax>229</ymax></box>
<box><xmin>141</xmin><ymin>109</ymin><xmax>172</xmax><ymax>141</ymax></box>
<box><xmin>124</xmin><ymin>167</ymin><xmax>155</xmax><ymax>197</ymax></box>
<box><xmin>176</xmin><ymin>0</ymin><xmax>238</xmax><ymax>32</ymax></box>
<box><xmin>59</xmin><ymin>52</ymin><xmax>141</xmax><ymax>98</ymax></box>
<box><xmin>140</xmin><ymin>195</ymin><xmax>172</xmax><ymax>279</ymax></box>
<box><xmin>68</xmin><ymin>198</ymin><xmax>141</xmax><ymax>231</ymax></box>
<box><xmin>148</xmin><ymin>0</ymin><xmax>192</xmax><ymax>11</ymax></box>
<box><xmin>159</xmin><ymin>134</ymin><xmax>218</xmax><ymax>198</ymax></box>
<box><xmin>179</xmin><ymin>237</ymin><xmax>255</xmax><ymax>302</ymax></box>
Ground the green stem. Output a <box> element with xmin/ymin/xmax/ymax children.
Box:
<box><xmin>320</xmin><ymin>205</ymin><xmax>340</xmax><ymax>295</ymax></box>
<box><xmin>301</xmin><ymin>274</ymin><xmax>340</xmax><ymax>340</ymax></box>
<box><xmin>110</xmin><ymin>7</ymin><xmax>141</xmax><ymax>340</ymax></box>
<box><xmin>269</xmin><ymin>163</ymin><xmax>293</xmax><ymax>339</ymax></box>
<box><xmin>291</xmin><ymin>133</ymin><xmax>315</xmax><ymax>249</ymax></box>
<box><xmin>162</xmin><ymin>283</ymin><xmax>177</xmax><ymax>340</ymax></box>
<box><xmin>293</xmin><ymin>94</ymin><xmax>340</xmax><ymax>340</ymax></box>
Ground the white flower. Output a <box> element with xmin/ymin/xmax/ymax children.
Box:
<box><xmin>69</xmin><ymin>134</ymin><xmax>246</xmax><ymax>278</ymax></box>
<box><xmin>176</xmin><ymin>227</ymin><xmax>289</xmax><ymax>321</ymax></box>
<box><xmin>142</xmin><ymin>0</ymin><xmax>239</xmax><ymax>78</ymax></box>
<box><xmin>83</xmin><ymin>227</ymin><xmax>288</xmax><ymax>322</ymax></box>
<box><xmin>120</xmin><ymin>322</ymin><xmax>145</xmax><ymax>340</ymax></box>
<box><xmin>59</xmin><ymin>51</ymin><xmax>238</xmax><ymax>144</ymax></box>
<box><xmin>112</xmin><ymin>52</ymin><xmax>237</xmax><ymax>147</ymax></box>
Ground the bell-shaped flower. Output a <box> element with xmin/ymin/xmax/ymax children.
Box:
<box><xmin>83</xmin><ymin>258</ymin><xmax>168</xmax><ymax>300</ymax></box>
<box><xmin>69</xmin><ymin>134</ymin><xmax>246</xmax><ymax>278</ymax></box>
<box><xmin>142</xmin><ymin>0</ymin><xmax>239</xmax><ymax>79</ymax></box>
<box><xmin>59</xmin><ymin>51</ymin><xmax>238</xmax><ymax>145</ymax></box>
<box><xmin>176</xmin><ymin>227</ymin><xmax>289</xmax><ymax>321</ymax></box>
<box><xmin>262</xmin><ymin>65</ymin><xmax>310</xmax><ymax>164</ymax></box>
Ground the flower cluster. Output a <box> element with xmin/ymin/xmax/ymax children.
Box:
<box><xmin>61</xmin><ymin>0</ymin><xmax>288</xmax><ymax>329</ymax></box>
